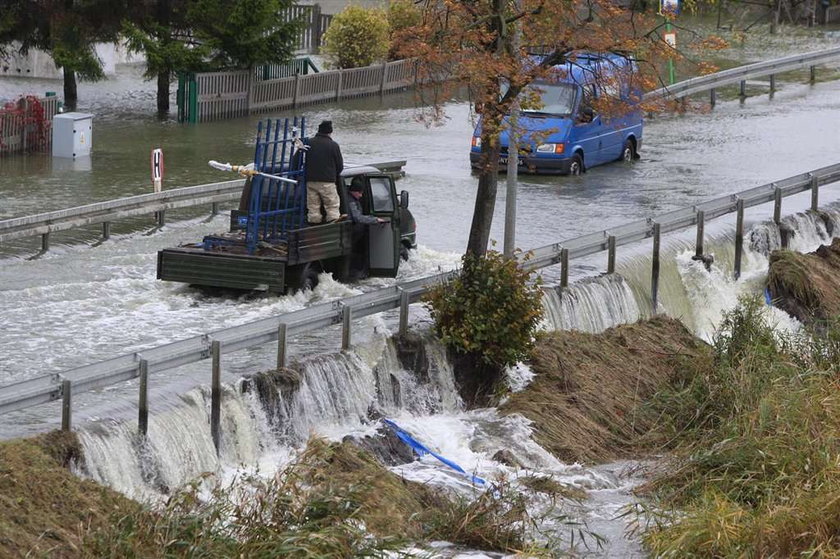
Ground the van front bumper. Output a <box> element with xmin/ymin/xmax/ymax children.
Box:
<box><xmin>469</xmin><ymin>152</ymin><xmax>573</xmax><ymax>175</ymax></box>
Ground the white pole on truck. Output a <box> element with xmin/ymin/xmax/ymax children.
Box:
<box><xmin>208</xmin><ymin>160</ymin><xmax>298</xmax><ymax>184</ymax></box>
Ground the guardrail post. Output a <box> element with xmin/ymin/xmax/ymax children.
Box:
<box><xmin>710</xmin><ymin>88</ymin><xmax>716</xmax><ymax>108</ymax></box>
<box><xmin>810</xmin><ymin>173</ymin><xmax>819</xmax><ymax>211</ymax></box>
<box><xmin>41</xmin><ymin>232</ymin><xmax>50</xmax><ymax>253</ymax></box>
<box><xmin>607</xmin><ymin>235</ymin><xmax>616</xmax><ymax>274</ymax></box>
<box><xmin>769</xmin><ymin>74</ymin><xmax>776</xmax><ymax>95</ymax></box>
<box><xmin>61</xmin><ymin>380</ymin><xmax>72</xmax><ymax>431</ymax></box>
<box><xmin>560</xmin><ymin>248</ymin><xmax>569</xmax><ymax>289</ymax></box>
<box><xmin>156</xmin><ymin>210</ymin><xmax>166</xmax><ymax>227</ymax></box>
<box><xmin>211</xmin><ymin>202</ymin><xmax>219</xmax><ymax>217</ymax></box>
<box><xmin>399</xmin><ymin>289</ymin><xmax>410</xmax><ymax>337</ymax></box>
<box><xmin>379</xmin><ymin>62</ymin><xmax>388</xmax><ymax>95</ymax></box>
<box><xmin>211</xmin><ymin>340</ymin><xmax>221</xmax><ymax>454</ymax></box>
<box><xmin>138</xmin><ymin>359</ymin><xmax>149</xmax><ymax>436</ymax></box>
<box><xmin>734</xmin><ymin>198</ymin><xmax>744</xmax><ymax>280</ymax></box>
<box><xmin>810</xmin><ymin>65</ymin><xmax>816</xmax><ymax>84</ymax></box>
<box><xmin>276</xmin><ymin>322</ymin><xmax>287</xmax><ymax>369</ymax></box>
<box><xmin>342</xmin><ymin>305</ymin><xmax>352</xmax><ymax>350</ymax></box>
<box><xmin>695</xmin><ymin>210</ymin><xmax>705</xmax><ymax>257</ymax></box>
<box><xmin>651</xmin><ymin>222</ymin><xmax>660</xmax><ymax>313</ymax></box>
<box><xmin>293</xmin><ymin>72</ymin><xmax>301</xmax><ymax>107</ymax></box>
<box><xmin>101</xmin><ymin>222</ymin><xmax>111</xmax><ymax>241</ymax></box>
<box><xmin>740</xmin><ymin>80</ymin><xmax>746</xmax><ymax>98</ymax></box>
<box><xmin>773</xmin><ymin>184</ymin><xmax>782</xmax><ymax>225</ymax></box>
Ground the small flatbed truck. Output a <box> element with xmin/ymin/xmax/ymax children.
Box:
<box><xmin>156</xmin><ymin>118</ymin><xmax>416</xmax><ymax>294</ymax></box>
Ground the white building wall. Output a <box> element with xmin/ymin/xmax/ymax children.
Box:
<box><xmin>0</xmin><ymin>42</ymin><xmax>145</xmax><ymax>80</ymax></box>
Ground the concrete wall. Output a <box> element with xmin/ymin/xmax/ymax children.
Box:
<box><xmin>0</xmin><ymin>42</ymin><xmax>145</xmax><ymax>81</ymax></box>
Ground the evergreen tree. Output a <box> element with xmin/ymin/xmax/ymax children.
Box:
<box><xmin>0</xmin><ymin>0</ymin><xmax>126</xmax><ymax>109</ymax></box>
<box><xmin>124</xmin><ymin>0</ymin><xmax>301</xmax><ymax>115</ymax></box>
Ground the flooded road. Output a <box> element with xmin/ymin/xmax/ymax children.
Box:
<box><xmin>1</xmin><ymin>31</ymin><xmax>840</xmax><ymax>389</ymax></box>
<box><xmin>1</xmin><ymin>23</ymin><xmax>840</xmax><ymax>558</ymax></box>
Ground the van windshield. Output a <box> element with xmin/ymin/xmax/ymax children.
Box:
<box><xmin>524</xmin><ymin>82</ymin><xmax>577</xmax><ymax>115</ymax></box>
<box><xmin>499</xmin><ymin>81</ymin><xmax>577</xmax><ymax>116</ymax></box>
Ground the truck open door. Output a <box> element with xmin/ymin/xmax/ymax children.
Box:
<box><xmin>366</xmin><ymin>175</ymin><xmax>400</xmax><ymax>277</ymax></box>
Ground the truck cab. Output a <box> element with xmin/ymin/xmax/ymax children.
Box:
<box><xmin>157</xmin><ymin>118</ymin><xmax>416</xmax><ymax>295</ymax></box>
<box><xmin>337</xmin><ymin>166</ymin><xmax>416</xmax><ymax>272</ymax></box>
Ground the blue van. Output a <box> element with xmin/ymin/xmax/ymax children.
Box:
<box><xmin>469</xmin><ymin>52</ymin><xmax>643</xmax><ymax>175</ymax></box>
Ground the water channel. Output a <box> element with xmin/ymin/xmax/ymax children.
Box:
<box><xmin>2</xmin><ymin>23</ymin><xmax>840</xmax><ymax>556</ymax></box>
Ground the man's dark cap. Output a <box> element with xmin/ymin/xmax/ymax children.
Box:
<box><xmin>318</xmin><ymin>120</ymin><xmax>333</xmax><ymax>134</ymax></box>
<box><xmin>349</xmin><ymin>177</ymin><xmax>364</xmax><ymax>192</ymax></box>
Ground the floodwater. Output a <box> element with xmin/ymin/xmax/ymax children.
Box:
<box><xmin>1</xmin><ymin>24</ymin><xmax>840</xmax><ymax>557</ymax></box>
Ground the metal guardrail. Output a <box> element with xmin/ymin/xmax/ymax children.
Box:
<box><xmin>643</xmin><ymin>45</ymin><xmax>840</xmax><ymax>102</ymax></box>
<box><xmin>2</xmin><ymin>162</ymin><xmax>839</xmax><ymax>418</ymax></box>
<box><xmin>0</xmin><ymin>161</ymin><xmax>407</xmax><ymax>245</ymax></box>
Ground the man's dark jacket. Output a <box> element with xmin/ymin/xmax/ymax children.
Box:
<box><xmin>304</xmin><ymin>133</ymin><xmax>343</xmax><ymax>182</ymax></box>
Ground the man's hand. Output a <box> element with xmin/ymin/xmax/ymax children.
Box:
<box><xmin>376</xmin><ymin>218</ymin><xmax>386</xmax><ymax>225</ymax></box>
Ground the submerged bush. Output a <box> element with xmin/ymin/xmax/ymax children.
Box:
<box><xmin>426</xmin><ymin>250</ymin><xmax>544</xmax><ymax>368</ymax></box>
<box><xmin>641</xmin><ymin>297</ymin><xmax>840</xmax><ymax>557</ymax></box>
<box><xmin>322</xmin><ymin>6</ymin><xmax>389</xmax><ymax>69</ymax></box>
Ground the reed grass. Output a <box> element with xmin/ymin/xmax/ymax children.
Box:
<box><xmin>641</xmin><ymin>297</ymin><xmax>840</xmax><ymax>557</ymax></box>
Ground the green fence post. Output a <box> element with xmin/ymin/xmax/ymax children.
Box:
<box><xmin>189</xmin><ymin>73</ymin><xmax>198</xmax><ymax>124</ymax></box>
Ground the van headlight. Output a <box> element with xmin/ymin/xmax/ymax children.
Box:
<box><xmin>536</xmin><ymin>143</ymin><xmax>565</xmax><ymax>154</ymax></box>
<box><xmin>471</xmin><ymin>136</ymin><xmax>481</xmax><ymax>148</ymax></box>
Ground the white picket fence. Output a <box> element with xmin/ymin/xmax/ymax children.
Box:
<box><xmin>192</xmin><ymin>59</ymin><xmax>417</xmax><ymax>123</ymax></box>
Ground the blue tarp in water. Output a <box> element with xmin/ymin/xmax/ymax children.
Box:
<box><xmin>383</xmin><ymin>418</ymin><xmax>486</xmax><ymax>486</ymax></box>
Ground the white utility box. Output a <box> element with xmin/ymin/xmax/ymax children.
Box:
<box><xmin>52</xmin><ymin>112</ymin><xmax>93</xmax><ymax>158</ymax></box>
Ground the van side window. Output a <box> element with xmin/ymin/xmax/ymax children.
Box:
<box><xmin>577</xmin><ymin>85</ymin><xmax>597</xmax><ymax>124</ymax></box>
<box><xmin>369</xmin><ymin>178</ymin><xmax>394</xmax><ymax>212</ymax></box>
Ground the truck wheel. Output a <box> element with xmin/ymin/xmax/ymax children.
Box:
<box><xmin>620</xmin><ymin>139</ymin><xmax>636</xmax><ymax>162</ymax></box>
<box><xmin>569</xmin><ymin>154</ymin><xmax>584</xmax><ymax>176</ymax></box>
<box><xmin>400</xmin><ymin>245</ymin><xmax>410</xmax><ymax>261</ymax></box>
<box><xmin>294</xmin><ymin>263</ymin><xmax>320</xmax><ymax>292</ymax></box>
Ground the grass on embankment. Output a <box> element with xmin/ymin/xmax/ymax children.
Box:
<box><xmin>0</xmin><ymin>431</ymin><xmax>141</xmax><ymax>557</ymax></box>
<box><xmin>2</xmin><ymin>434</ymin><xmax>544</xmax><ymax>558</ymax></box>
<box><xmin>639</xmin><ymin>297</ymin><xmax>840</xmax><ymax>557</ymax></box>
<box><xmin>503</xmin><ymin>315</ymin><xmax>712</xmax><ymax>464</ymax></box>
<box><xmin>768</xmin><ymin>237</ymin><xmax>840</xmax><ymax>327</ymax></box>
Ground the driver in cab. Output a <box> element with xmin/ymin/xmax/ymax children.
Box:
<box><xmin>346</xmin><ymin>178</ymin><xmax>385</xmax><ymax>226</ymax></box>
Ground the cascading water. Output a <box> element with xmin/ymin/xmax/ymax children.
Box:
<box><xmin>73</xmin><ymin>204</ymin><xmax>840</xmax><ymax>555</ymax></box>
<box><xmin>541</xmin><ymin>274</ymin><xmax>643</xmax><ymax>334</ymax></box>
<box><xmin>616</xmin><ymin>206</ymin><xmax>840</xmax><ymax>341</ymax></box>
<box><xmin>77</xmin><ymin>330</ymin><xmax>462</xmax><ymax>498</ymax></box>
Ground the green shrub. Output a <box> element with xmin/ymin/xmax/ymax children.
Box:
<box><xmin>322</xmin><ymin>6</ymin><xmax>389</xmax><ymax>69</ymax></box>
<box><xmin>426</xmin><ymin>251</ymin><xmax>544</xmax><ymax>368</ymax></box>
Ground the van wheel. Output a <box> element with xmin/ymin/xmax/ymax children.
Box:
<box><xmin>620</xmin><ymin>140</ymin><xmax>636</xmax><ymax>162</ymax></box>
<box><xmin>569</xmin><ymin>154</ymin><xmax>584</xmax><ymax>176</ymax></box>
<box><xmin>400</xmin><ymin>245</ymin><xmax>410</xmax><ymax>261</ymax></box>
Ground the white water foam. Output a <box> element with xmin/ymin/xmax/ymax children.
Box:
<box><xmin>541</xmin><ymin>274</ymin><xmax>642</xmax><ymax>334</ymax></box>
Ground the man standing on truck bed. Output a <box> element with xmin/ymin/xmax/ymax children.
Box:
<box><xmin>304</xmin><ymin>120</ymin><xmax>343</xmax><ymax>224</ymax></box>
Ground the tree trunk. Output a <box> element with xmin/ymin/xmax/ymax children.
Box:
<box><xmin>63</xmin><ymin>69</ymin><xmax>78</xmax><ymax>111</ymax></box>
<box><xmin>157</xmin><ymin>71</ymin><xmax>170</xmax><ymax>114</ymax></box>
<box><xmin>466</xmin><ymin>136</ymin><xmax>501</xmax><ymax>258</ymax></box>
<box><xmin>156</xmin><ymin>0</ymin><xmax>172</xmax><ymax>115</ymax></box>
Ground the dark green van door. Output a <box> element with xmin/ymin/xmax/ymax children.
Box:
<box><xmin>366</xmin><ymin>175</ymin><xmax>400</xmax><ymax>277</ymax></box>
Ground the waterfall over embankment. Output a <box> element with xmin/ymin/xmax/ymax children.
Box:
<box><xmin>541</xmin><ymin>274</ymin><xmax>642</xmax><ymax>334</ymax></box>
<box><xmin>616</xmin><ymin>206</ymin><xmax>840</xmax><ymax>340</ymax></box>
<box><xmin>77</xmin><ymin>332</ymin><xmax>461</xmax><ymax>500</ymax></box>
